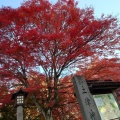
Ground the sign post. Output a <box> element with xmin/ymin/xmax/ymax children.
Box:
<box><xmin>72</xmin><ymin>75</ymin><xmax>101</xmax><ymax>120</ymax></box>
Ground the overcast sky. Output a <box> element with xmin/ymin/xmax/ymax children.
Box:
<box><xmin>0</xmin><ymin>0</ymin><xmax>120</xmax><ymax>19</ymax></box>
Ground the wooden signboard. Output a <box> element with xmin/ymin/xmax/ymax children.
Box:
<box><xmin>72</xmin><ymin>75</ymin><xmax>101</xmax><ymax>120</ymax></box>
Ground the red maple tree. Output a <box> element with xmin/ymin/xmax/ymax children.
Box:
<box><xmin>0</xmin><ymin>0</ymin><xmax>120</xmax><ymax>119</ymax></box>
<box><xmin>77</xmin><ymin>57</ymin><xmax>120</xmax><ymax>81</ymax></box>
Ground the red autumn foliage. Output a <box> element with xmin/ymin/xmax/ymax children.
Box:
<box><xmin>77</xmin><ymin>57</ymin><xmax>120</xmax><ymax>81</ymax></box>
<box><xmin>0</xmin><ymin>0</ymin><xmax>120</xmax><ymax>119</ymax></box>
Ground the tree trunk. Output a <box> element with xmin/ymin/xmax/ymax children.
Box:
<box><xmin>31</xmin><ymin>94</ymin><xmax>54</xmax><ymax>120</ymax></box>
<box><xmin>46</xmin><ymin>109</ymin><xmax>54</xmax><ymax>120</ymax></box>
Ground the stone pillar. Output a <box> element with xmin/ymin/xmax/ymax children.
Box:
<box><xmin>72</xmin><ymin>75</ymin><xmax>101</xmax><ymax>120</ymax></box>
<box><xmin>17</xmin><ymin>106</ymin><xmax>23</xmax><ymax>120</ymax></box>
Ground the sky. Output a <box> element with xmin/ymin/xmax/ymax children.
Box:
<box><xmin>78</xmin><ymin>0</ymin><xmax>120</xmax><ymax>19</ymax></box>
<box><xmin>0</xmin><ymin>0</ymin><xmax>120</xmax><ymax>19</ymax></box>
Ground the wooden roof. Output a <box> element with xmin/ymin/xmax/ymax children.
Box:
<box><xmin>11</xmin><ymin>88</ymin><xmax>28</xmax><ymax>100</ymax></box>
<box><xmin>87</xmin><ymin>80</ymin><xmax>120</xmax><ymax>95</ymax></box>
